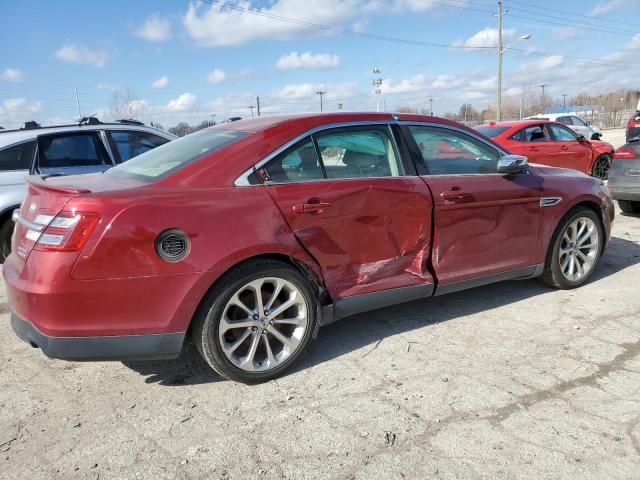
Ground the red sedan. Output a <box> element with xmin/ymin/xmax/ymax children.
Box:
<box><xmin>4</xmin><ymin>113</ymin><xmax>614</xmax><ymax>383</ymax></box>
<box><xmin>476</xmin><ymin>120</ymin><xmax>615</xmax><ymax>180</ymax></box>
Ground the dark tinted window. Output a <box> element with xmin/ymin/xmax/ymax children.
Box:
<box><xmin>315</xmin><ymin>127</ymin><xmax>401</xmax><ymax>179</ymax></box>
<box><xmin>107</xmin><ymin>130</ymin><xmax>170</xmax><ymax>163</ymax></box>
<box><xmin>107</xmin><ymin>128</ymin><xmax>248</xmax><ymax>180</ymax></box>
<box><xmin>0</xmin><ymin>140</ymin><xmax>35</xmax><ymax>171</ymax></box>
<box><xmin>38</xmin><ymin>133</ymin><xmax>110</xmax><ymax>168</ymax></box>
<box><xmin>571</xmin><ymin>116</ymin><xmax>587</xmax><ymax>126</ymax></box>
<box><xmin>262</xmin><ymin>137</ymin><xmax>323</xmax><ymax>183</ymax></box>
<box><xmin>513</xmin><ymin>125</ymin><xmax>550</xmax><ymax>142</ymax></box>
<box><xmin>408</xmin><ymin>126</ymin><xmax>500</xmax><ymax>175</ymax></box>
<box><xmin>557</xmin><ymin>116</ymin><xmax>573</xmax><ymax>125</ymax></box>
<box><xmin>475</xmin><ymin>126</ymin><xmax>510</xmax><ymax>138</ymax></box>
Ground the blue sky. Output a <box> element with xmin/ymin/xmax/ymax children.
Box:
<box><xmin>1</xmin><ymin>0</ymin><xmax>639</xmax><ymax>128</ymax></box>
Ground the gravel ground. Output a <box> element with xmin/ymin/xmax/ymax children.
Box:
<box><xmin>1</xmin><ymin>174</ymin><xmax>639</xmax><ymax>480</ymax></box>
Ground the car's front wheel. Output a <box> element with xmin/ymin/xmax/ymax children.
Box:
<box><xmin>618</xmin><ymin>200</ymin><xmax>640</xmax><ymax>214</ymax></box>
<box><xmin>591</xmin><ymin>154</ymin><xmax>611</xmax><ymax>180</ymax></box>
<box><xmin>193</xmin><ymin>259</ymin><xmax>318</xmax><ymax>383</ymax></box>
<box><xmin>540</xmin><ymin>207</ymin><xmax>603</xmax><ymax>289</ymax></box>
<box><xmin>0</xmin><ymin>218</ymin><xmax>14</xmax><ymax>264</ymax></box>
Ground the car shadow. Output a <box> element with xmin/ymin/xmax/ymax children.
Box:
<box><xmin>123</xmin><ymin>235</ymin><xmax>640</xmax><ymax>386</ymax></box>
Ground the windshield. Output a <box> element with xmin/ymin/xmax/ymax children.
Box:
<box><xmin>475</xmin><ymin>126</ymin><xmax>510</xmax><ymax>138</ymax></box>
<box><xmin>106</xmin><ymin>128</ymin><xmax>248</xmax><ymax>180</ymax></box>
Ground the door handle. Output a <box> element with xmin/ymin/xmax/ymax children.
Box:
<box><xmin>292</xmin><ymin>201</ymin><xmax>332</xmax><ymax>214</ymax></box>
<box><xmin>560</xmin><ymin>145</ymin><xmax>569</xmax><ymax>151</ymax></box>
<box><xmin>441</xmin><ymin>191</ymin><xmax>473</xmax><ymax>202</ymax></box>
<box><xmin>528</xmin><ymin>147</ymin><xmax>539</xmax><ymax>152</ymax></box>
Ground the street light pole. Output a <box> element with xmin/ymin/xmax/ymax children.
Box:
<box><xmin>248</xmin><ymin>106</ymin><xmax>255</xmax><ymax>117</ymax></box>
<box><xmin>316</xmin><ymin>89</ymin><xmax>326</xmax><ymax>112</ymax></box>
<box><xmin>562</xmin><ymin>94</ymin><xmax>567</xmax><ymax>111</ymax></box>
<box><xmin>496</xmin><ymin>0</ymin><xmax>503</xmax><ymax>122</ymax></box>
<box><xmin>429</xmin><ymin>98</ymin><xmax>434</xmax><ymax>116</ymax></box>
<box><xmin>538</xmin><ymin>84</ymin><xmax>550</xmax><ymax>113</ymax></box>
<box><xmin>496</xmin><ymin>0</ymin><xmax>531</xmax><ymax>122</ymax></box>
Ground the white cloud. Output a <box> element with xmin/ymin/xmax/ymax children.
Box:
<box><xmin>1</xmin><ymin>68</ymin><xmax>24</xmax><ymax>82</ymax></box>
<box><xmin>166</xmin><ymin>93</ymin><xmax>197</xmax><ymax>112</ymax></box>
<box><xmin>382</xmin><ymin>74</ymin><xmax>465</xmax><ymax>95</ymax></box>
<box><xmin>206</xmin><ymin>69</ymin><xmax>226</xmax><ymax>84</ymax></box>
<box><xmin>392</xmin><ymin>0</ymin><xmax>470</xmax><ymax>11</ymax></box>
<box><xmin>135</xmin><ymin>14</ymin><xmax>172</xmax><ymax>42</ymax></box>
<box><xmin>276</xmin><ymin>51</ymin><xmax>341</xmax><ymax>70</ymax></box>
<box><xmin>183</xmin><ymin>0</ymin><xmax>363</xmax><ymax>47</ymax></box>
<box><xmin>0</xmin><ymin>98</ymin><xmax>42</xmax><ymax>127</ymax></box>
<box><xmin>272</xmin><ymin>82</ymin><xmax>357</xmax><ymax>101</ymax></box>
<box><xmin>552</xmin><ymin>27</ymin><xmax>584</xmax><ymax>41</ymax></box>
<box><xmin>54</xmin><ymin>43</ymin><xmax>107</xmax><ymax>67</ymax></box>
<box><xmin>454</xmin><ymin>27</ymin><xmax>516</xmax><ymax>49</ymax></box>
<box><xmin>151</xmin><ymin>75</ymin><xmax>169</xmax><ymax>89</ymax></box>
<box><xmin>591</xmin><ymin>0</ymin><xmax>640</xmax><ymax>15</ymax></box>
<box><xmin>520</xmin><ymin>54</ymin><xmax>565</xmax><ymax>73</ymax></box>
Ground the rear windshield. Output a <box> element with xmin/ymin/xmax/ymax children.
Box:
<box><xmin>106</xmin><ymin>128</ymin><xmax>248</xmax><ymax>180</ymax></box>
<box><xmin>475</xmin><ymin>126</ymin><xmax>510</xmax><ymax>138</ymax></box>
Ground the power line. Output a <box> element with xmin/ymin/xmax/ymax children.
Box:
<box><xmin>506</xmin><ymin>0</ymin><xmax>640</xmax><ymax>28</ymax></box>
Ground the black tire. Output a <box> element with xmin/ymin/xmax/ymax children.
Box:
<box><xmin>590</xmin><ymin>133</ymin><xmax>601</xmax><ymax>141</ymax></box>
<box><xmin>540</xmin><ymin>207</ymin><xmax>604</xmax><ymax>289</ymax></box>
<box><xmin>0</xmin><ymin>218</ymin><xmax>14</xmax><ymax>264</ymax></box>
<box><xmin>192</xmin><ymin>258</ymin><xmax>318</xmax><ymax>383</ymax></box>
<box><xmin>618</xmin><ymin>200</ymin><xmax>640</xmax><ymax>214</ymax></box>
<box><xmin>591</xmin><ymin>154</ymin><xmax>611</xmax><ymax>180</ymax></box>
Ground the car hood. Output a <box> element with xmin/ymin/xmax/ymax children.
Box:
<box><xmin>529</xmin><ymin>163</ymin><xmax>592</xmax><ymax>178</ymax></box>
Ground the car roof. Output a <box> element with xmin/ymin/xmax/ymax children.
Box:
<box><xmin>0</xmin><ymin>123</ymin><xmax>176</xmax><ymax>148</ymax></box>
<box><xmin>477</xmin><ymin>120</ymin><xmax>552</xmax><ymax>129</ymax></box>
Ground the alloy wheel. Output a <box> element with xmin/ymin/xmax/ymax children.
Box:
<box><xmin>217</xmin><ymin>277</ymin><xmax>309</xmax><ymax>372</ymax></box>
<box><xmin>592</xmin><ymin>156</ymin><xmax>610</xmax><ymax>180</ymax></box>
<box><xmin>558</xmin><ymin>217</ymin><xmax>600</xmax><ymax>282</ymax></box>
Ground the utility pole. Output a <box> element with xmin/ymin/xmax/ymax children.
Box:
<box><xmin>496</xmin><ymin>0</ymin><xmax>503</xmax><ymax>121</ymax></box>
<box><xmin>316</xmin><ymin>89</ymin><xmax>326</xmax><ymax>112</ymax></box>
<box><xmin>562</xmin><ymin>94</ymin><xmax>568</xmax><ymax>111</ymax></box>
<box><xmin>74</xmin><ymin>87</ymin><xmax>82</xmax><ymax>118</ymax></box>
<box><xmin>519</xmin><ymin>96</ymin><xmax>524</xmax><ymax>120</ymax></box>
<box><xmin>248</xmin><ymin>105</ymin><xmax>255</xmax><ymax>117</ymax></box>
<box><xmin>429</xmin><ymin>98</ymin><xmax>434</xmax><ymax>116</ymax></box>
<box><xmin>256</xmin><ymin>96</ymin><xmax>261</xmax><ymax>117</ymax></box>
<box><xmin>538</xmin><ymin>84</ymin><xmax>550</xmax><ymax>113</ymax></box>
<box><xmin>373</xmin><ymin>67</ymin><xmax>383</xmax><ymax>112</ymax></box>
<box><xmin>464</xmin><ymin>103</ymin><xmax>468</xmax><ymax>124</ymax></box>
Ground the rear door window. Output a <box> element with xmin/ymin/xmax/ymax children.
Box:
<box><xmin>513</xmin><ymin>125</ymin><xmax>551</xmax><ymax>142</ymax></box>
<box><xmin>557</xmin><ymin>116</ymin><xmax>573</xmax><ymax>125</ymax></box>
<box><xmin>107</xmin><ymin>130</ymin><xmax>170</xmax><ymax>163</ymax></box>
<box><xmin>38</xmin><ymin>132</ymin><xmax>111</xmax><ymax>169</ymax></box>
<box><xmin>315</xmin><ymin>126</ymin><xmax>401</xmax><ymax>179</ymax></box>
<box><xmin>0</xmin><ymin>140</ymin><xmax>36</xmax><ymax>171</ymax></box>
<box><xmin>262</xmin><ymin>137</ymin><xmax>323</xmax><ymax>183</ymax></box>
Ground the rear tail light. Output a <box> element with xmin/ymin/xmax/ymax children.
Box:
<box><xmin>614</xmin><ymin>147</ymin><xmax>638</xmax><ymax>160</ymax></box>
<box><xmin>32</xmin><ymin>211</ymin><xmax>100</xmax><ymax>252</ymax></box>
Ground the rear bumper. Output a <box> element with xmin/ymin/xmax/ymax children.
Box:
<box><xmin>10</xmin><ymin>312</ymin><xmax>185</xmax><ymax>361</ymax></box>
<box><xmin>608</xmin><ymin>186</ymin><xmax>640</xmax><ymax>201</ymax></box>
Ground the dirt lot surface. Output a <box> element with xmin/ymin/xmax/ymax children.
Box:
<box><xmin>1</xmin><ymin>207</ymin><xmax>639</xmax><ymax>480</ymax></box>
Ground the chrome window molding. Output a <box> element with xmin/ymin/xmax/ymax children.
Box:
<box><xmin>540</xmin><ymin>197</ymin><xmax>562</xmax><ymax>207</ymax></box>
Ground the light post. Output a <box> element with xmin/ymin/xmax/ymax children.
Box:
<box><xmin>373</xmin><ymin>67</ymin><xmax>383</xmax><ymax>112</ymax></box>
<box><xmin>316</xmin><ymin>89</ymin><xmax>326</xmax><ymax>112</ymax></box>
<box><xmin>496</xmin><ymin>1</ymin><xmax>531</xmax><ymax>121</ymax></box>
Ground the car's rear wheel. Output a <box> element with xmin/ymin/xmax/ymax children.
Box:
<box><xmin>540</xmin><ymin>207</ymin><xmax>603</xmax><ymax>289</ymax></box>
<box><xmin>618</xmin><ymin>200</ymin><xmax>640</xmax><ymax>214</ymax></box>
<box><xmin>591</xmin><ymin>154</ymin><xmax>611</xmax><ymax>180</ymax></box>
<box><xmin>0</xmin><ymin>218</ymin><xmax>14</xmax><ymax>264</ymax></box>
<box><xmin>193</xmin><ymin>259</ymin><xmax>318</xmax><ymax>383</ymax></box>
<box><xmin>590</xmin><ymin>133</ymin><xmax>601</xmax><ymax>141</ymax></box>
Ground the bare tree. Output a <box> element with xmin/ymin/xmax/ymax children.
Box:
<box><xmin>110</xmin><ymin>87</ymin><xmax>144</xmax><ymax>120</ymax></box>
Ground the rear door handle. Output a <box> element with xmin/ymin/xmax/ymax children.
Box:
<box><xmin>560</xmin><ymin>145</ymin><xmax>569</xmax><ymax>151</ymax></box>
<box><xmin>292</xmin><ymin>202</ymin><xmax>332</xmax><ymax>214</ymax></box>
<box><xmin>528</xmin><ymin>147</ymin><xmax>539</xmax><ymax>152</ymax></box>
<box><xmin>441</xmin><ymin>191</ymin><xmax>473</xmax><ymax>202</ymax></box>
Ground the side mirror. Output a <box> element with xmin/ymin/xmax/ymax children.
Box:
<box><xmin>498</xmin><ymin>155</ymin><xmax>529</xmax><ymax>174</ymax></box>
<box><xmin>585</xmin><ymin>121</ymin><xmax>591</xmax><ymax>126</ymax></box>
<box><xmin>576</xmin><ymin>135</ymin><xmax>587</xmax><ymax>143</ymax></box>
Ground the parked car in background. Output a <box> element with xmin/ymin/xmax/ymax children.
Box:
<box><xmin>608</xmin><ymin>135</ymin><xmax>640</xmax><ymax>214</ymax></box>
<box><xmin>0</xmin><ymin>118</ymin><xmax>175</xmax><ymax>261</ymax></box>
<box><xmin>626</xmin><ymin>103</ymin><xmax>640</xmax><ymax>142</ymax></box>
<box><xmin>476</xmin><ymin>120</ymin><xmax>614</xmax><ymax>180</ymax></box>
<box><xmin>525</xmin><ymin>113</ymin><xmax>602</xmax><ymax>140</ymax></box>
<box><xmin>5</xmin><ymin>113</ymin><xmax>614</xmax><ymax>383</ymax></box>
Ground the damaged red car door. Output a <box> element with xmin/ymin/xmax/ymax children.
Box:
<box><xmin>262</xmin><ymin>124</ymin><xmax>435</xmax><ymax>300</ymax></box>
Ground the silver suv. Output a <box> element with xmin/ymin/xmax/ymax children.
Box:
<box><xmin>0</xmin><ymin>118</ymin><xmax>176</xmax><ymax>261</ymax></box>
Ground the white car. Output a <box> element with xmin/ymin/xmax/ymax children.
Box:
<box><xmin>525</xmin><ymin>113</ymin><xmax>602</xmax><ymax>140</ymax></box>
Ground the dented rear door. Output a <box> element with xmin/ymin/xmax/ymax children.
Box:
<box><xmin>263</xmin><ymin>124</ymin><xmax>435</xmax><ymax>300</ymax></box>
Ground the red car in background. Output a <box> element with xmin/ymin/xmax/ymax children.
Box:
<box><xmin>4</xmin><ymin>113</ymin><xmax>614</xmax><ymax>383</ymax></box>
<box><xmin>476</xmin><ymin>120</ymin><xmax>615</xmax><ymax>180</ymax></box>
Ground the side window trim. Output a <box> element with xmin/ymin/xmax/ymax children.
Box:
<box><xmin>99</xmin><ymin>130</ymin><xmax>117</xmax><ymax>165</ymax></box>
<box><xmin>0</xmin><ymin>139</ymin><xmax>38</xmax><ymax>172</ymax></box>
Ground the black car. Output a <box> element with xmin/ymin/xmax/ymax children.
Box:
<box><xmin>608</xmin><ymin>136</ymin><xmax>640</xmax><ymax>214</ymax></box>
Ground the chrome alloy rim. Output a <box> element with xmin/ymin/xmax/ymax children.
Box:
<box><xmin>218</xmin><ymin>277</ymin><xmax>308</xmax><ymax>372</ymax></box>
<box><xmin>559</xmin><ymin>217</ymin><xmax>600</xmax><ymax>282</ymax></box>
